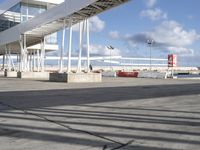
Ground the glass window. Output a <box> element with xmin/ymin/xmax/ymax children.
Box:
<box><xmin>46</xmin><ymin>33</ymin><xmax>58</xmax><ymax>44</ymax></box>
<box><xmin>21</xmin><ymin>3</ymin><xmax>28</xmax><ymax>21</ymax></box>
<box><xmin>0</xmin><ymin>3</ymin><xmax>21</xmax><ymax>32</ymax></box>
<box><xmin>0</xmin><ymin>2</ymin><xmax>47</xmax><ymax>32</ymax></box>
<box><xmin>21</xmin><ymin>3</ymin><xmax>46</xmax><ymax>22</ymax></box>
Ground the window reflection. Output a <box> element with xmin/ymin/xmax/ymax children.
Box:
<box><xmin>0</xmin><ymin>1</ymin><xmax>57</xmax><ymax>45</ymax></box>
<box><xmin>46</xmin><ymin>33</ymin><xmax>58</xmax><ymax>45</ymax></box>
<box><xmin>0</xmin><ymin>3</ymin><xmax>21</xmax><ymax>32</ymax></box>
<box><xmin>0</xmin><ymin>2</ymin><xmax>46</xmax><ymax>32</ymax></box>
<box><xmin>21</xmin><ymin>3</ymin><xmax>46</xmax><ymax>22</ymax></box>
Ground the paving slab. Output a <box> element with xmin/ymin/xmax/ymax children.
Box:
<box><xmin>0</xmin><ymin>77</ymin><xmax>200</xmax><ymax>150</ymax></box>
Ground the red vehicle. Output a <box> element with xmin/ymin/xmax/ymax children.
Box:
<box><xmin>117</xmin><ymin>71</ymin><xmax>139</xmax><ymax>77</ymax></box>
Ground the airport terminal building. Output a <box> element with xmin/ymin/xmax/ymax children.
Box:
<box><xmin>0</xmin><ymin>0</ymin><xmax>128</xmax><ymax>80</ymax></box>
<box><xmin>0</xmin><ymin>0</ymin><xmax>63</xmax><ymax>72</ymax></box>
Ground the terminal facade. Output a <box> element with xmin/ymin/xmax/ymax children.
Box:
<box><xmin>0</xmin><ymin>0</ymin><xmax>128</xmax><ymax>81</ymax></box>
<box><xmin>0</xmin><ymin>0</ymin><xmax>63</xmax><ymax>72</ymax></box>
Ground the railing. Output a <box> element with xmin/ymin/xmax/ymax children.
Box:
<box><xmin>118</xmin><ymin>57</ymin><xmax>168</xmax><ymax>67</ymax></box>
<box><xmin>0</xmin><ymin>56</ymin><xmax>168</xmax><ymax>67</ymax></box>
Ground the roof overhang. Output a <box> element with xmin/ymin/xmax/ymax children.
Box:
<box><xmin>0</xmin><ymin>0</ymin><xmax>130</xmax><ymax>54</ymax></box>
<box><xmin>25</xmin><ymin>0</ymin><xmax>129</xmax><ymax>45</ymax></box>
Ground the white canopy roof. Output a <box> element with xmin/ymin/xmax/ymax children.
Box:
<box><xmin>0</xmin><ymin>0</ymin><xmax>129</xmax><ymax>54</ymax></box>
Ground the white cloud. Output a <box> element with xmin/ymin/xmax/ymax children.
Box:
<box><xmin>140</xmin><ymin>8</ymin><xmax>168</xmax><ymax>21</ymax></box>
<box><xmin>167</xmin><ymin>47</ymin><xmax>194</xmax><ymax>56</ymax></box>
<box><xmin>89</xmin><ymin>16</ymin><xmax>105</xmax><ymax>32</ymax></box>
<box><xmin>149</xmin><ymin>20</ymin><xmax>200</xmax><ymax>47</ymax></box>
<box><xmin>111</xmin><ymin>20</ymin><xmax>200</xmax><ymax>56</ymax></box>
<box><xmin>72</xmin><ymin>16</ymin><xmax>105</xmax><ymax>32</ymax></box>
<box><xmin>89</xmin><ymin>44</ymin><xmax>121</xmax><ymax>56</ymax></box>
<box><xmin>145</xmin><ymin>0</ymin><xmax>157</xmax><ymax>8</ymax></box>
<box><xmin>109</xmin><ymin>31</ymin><xmax>120</xmax><ymax>39</ymax></box>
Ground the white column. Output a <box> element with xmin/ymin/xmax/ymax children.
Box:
<box><xmin>59</xmin><ymin>19</ymin><xmax>66</xmax><ymax>73</ymax></box>
<box><xmin>19</xmin><ymin>36</ymin><xmax>23</xmax><ymax>72</ymax></box>
<box><xmin>40</xmin><ymin>42</ymin><xmax>43</xmax><ymax>72</ymax></box>
<box><xmin>27</xmin><ymin>53</ymin><xmax>30</xmax><ymax>71</ymax></box>
<box><xmin>2</xmin><ymin>54</ymin><xmax>5</xmax><ymax>70</ymax></box>
<box><xmin>77</xmin><ymin>21</ymin><xmax>84</xmax><ymax>73</ymax></box>
<box><xmin>67</xmin><ymin>20</ymin><xmax>73</xmax><ymax>73</ymax></box>
<box><xmin>5</xmin><ymin>45</ymin><xmax>11</xmax><ymax>71</ymax></box>
<box><xmin>86</xmin><ymin>19</ymin><xmax>90</xmax><ymax>72</ymax></box>
<box><xmin>33</xmin><ymin>50</ymin><xmax>36</xmax><ymax>71</ymax></box>
<box><xmin>23</xmin><ymin>34</ymin><xmax>28</xmax><ymax>72</ymax></box>
<box><xmin>8</xmin><ymin>46</ymin><xmax>11</xmax><ymax>71</ymax></box>
<box><xmin>8</xmin><ymin>45</ymin><xmax>15</xmax><ymax>71</ymax></box>
<box><xmin>30</xmin><ymin>50</ymin><xmax>33</xmax><ymax>71</ymax></box>
<box><xmin>16</xmin><ymin>54</ymin><xmax>19</xmax><ymax>71</ymax></box>
<box><xmin>5</xmin><ymin>46</ymin><xmax>8</xmax><ymax>71</ymax></box>
<box><xmin>26</xmin><ymin>2</ymin><xmax>28</xmax><ymax>21</ymax></box>
<box><xmin>41</xmin><ymin>38</ymin><xmax>45</xmax><ymax>72</ymax></box>
<box><xmin>37</xmin><ymin>49</ymin><xmax>40</xmax><ymax>72</ymax></box>
<box><xmin>43</xmin><ymin>38</ymin><xmax>46</xmax><ymax>72</ymax></box>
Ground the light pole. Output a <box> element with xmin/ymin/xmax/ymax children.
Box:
<box><xmin>107</xmin><ymin>46</ymin><xmax>114</xmax><ymax>71</ymax></box>
<box><xmin>147</xmin><ymin>39</ymin><xmax>154</xmax><ymax>71</ymax></box>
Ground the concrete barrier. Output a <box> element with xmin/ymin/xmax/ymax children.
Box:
<box><xmin>0</xmin><ymin>71</ymin><xmax>4</xmax><ymax>76</ymax></box>
<box><xmin>138</xmin><ymin>71</ymin><xmax>167</xmax><ymax>79</ymax></box>
<box><xmin>50</xmin><ymin>72</ymin><xmax>102</xmax><ymax>83</ymax></box>
<box><xmin>17</xmin><ymin>72</ymin><xmax>50</xmax><ymax>79</ymax></box>
<box><xmin>4</xmin><ymin>71</ymin><xmax>18</xmax><ymax>78</ymax></box>
<box><xmin>102</xmin><ymin>71</ymin><xmax>117</xmax><ymax>77</ymax></box>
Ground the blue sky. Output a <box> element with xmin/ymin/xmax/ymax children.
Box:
<box><xmin>0</xmin><ymin>0</ymin><xmax>200</xmax><ymax>66</ymax></box>
<box><xmin>88</xmin><ymin>0</ymin><xmax>200</xmax><ymax>66</ymax></box>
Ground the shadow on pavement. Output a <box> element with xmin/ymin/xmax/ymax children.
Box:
<box><xmin>1</xmin><ymin>83</ymin><xmax>200</xmax><ymax>149</ymax></box>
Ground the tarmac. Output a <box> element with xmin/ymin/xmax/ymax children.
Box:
<box><xmin>0</xmin><ymin>76</ymin><xmax>200</xmax><ymax>150</ymax></box>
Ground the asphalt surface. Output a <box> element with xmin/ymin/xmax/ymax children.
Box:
<box><xmin>0</xmin><ymin>76</ymin><xmax>200</xmax><ymax>150</ymax></box>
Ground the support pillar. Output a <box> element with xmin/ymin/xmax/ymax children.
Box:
<box><xmin>8</xmin><ymin>45</ymin><xmax>15</xmax><ymax>71</ymax></box>
<box><xmin>4</xmin><ymin>47</ymin><xmax>8</xmax><ymax>71</ymax></box>
<box><xmin>5</xmin><ymin>45</ymin><xmax>10</xmax><ymax>71</ymax></box>
<box><xmin>37</xmin><ymin>49</ymin><xmax>40</xmax><ymax>72</ymax></box>
<box><xmin>30</xmin><ymin>50</ymin><xmax>33</xmax><ymax>71</ymax></box>
<box><xmin>16</xmin><ymin>54</ymin><xmax>18</xmax><ymax>71</ymax></box>
<box><xmin>33</xmin><ymin>50</ymin><xmax>36</xmax><ymax>71</ymax></box>
<box><xmin>19</xmin><ymin>36</ymin><xmax>23</xmax><ymax>72</ymax></box>
<box><xmin>41</xmin><ymin>38</ymin><xmax>45</xmax><ymax>72</ymax></box>
<box><xmin>26</xmin><ymin>54</ymin><xmax>29</xmax><ymax>71</ymax></box>
<box><xmin>86</xmin><ymin>19</ymin><xmax>90</xmax><ymax>72</ymax></box>
<box><xmin>8</xmin><ymin>46</ymin><xmax>11</xmax><ymax>71</ymax></box>
<box><xmin>49</xmin><ymin>18</ymin><xmax>102</xmax><ymax>83</ymax></box>
<box><xmin>59</xmin><ymin>19</ymin><xmax>66</xmax><ymax>73</ymax></box>
<box><xmin>67</xmin><ymin>20</ymin><xmax>73</xmax><ymax>73</ymax></box>
<box><xmin>2</xmin><ymin>54</ymin><xmax>5</xmax><ymax>70</ymax></box>
<box><xmin>18</xmin><ymin>34</ymin><xmax>29</xmax><ymax>72</ymax></box>
<box><xmin>23</xmin><ymin>34</ymin><xmax>28</xmax><ymax>72</ymax></box>
<box><xmin>77</xmin><ymin>21</ymin><xmax>84</xmax><ymax>73</ymax></box>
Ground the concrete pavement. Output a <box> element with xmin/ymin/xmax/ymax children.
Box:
<box><xmin>0</xmin><ymin>76</ymin><xmax>200</xmax><ymax>150</ymax></box>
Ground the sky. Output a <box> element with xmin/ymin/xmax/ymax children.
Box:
<box><xmin>86</xmin><ymin>0</ymin><xmax>200</xmax><ymax>67</ymax></box>
<box><xmin>0</xmin><ymin>0</ymin><xmax>200</xmax><ymax>66</ymax></box>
